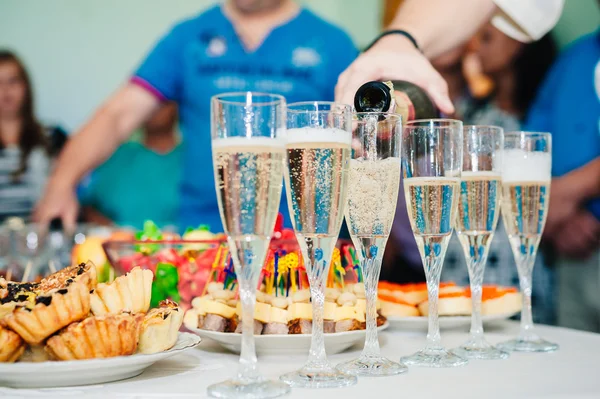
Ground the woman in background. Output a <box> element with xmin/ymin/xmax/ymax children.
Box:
<box><xmin>384</xmin><ymin>25</ymin><xmax>558</xmax><ymax>324</ymax></box>
<box><xmin>78</xmin><ymin>102</ymin><xmax>181</xmax><ymax>230</ymax></box>
<box><xmin>0</xmin><ymin>51</ymin><xmax>52</xmax><ymax>222</ymax></box>
<box><xmin>441</xmin><ymin>24</ymin><xmax>558</xmax><ymax>324</ymax></box>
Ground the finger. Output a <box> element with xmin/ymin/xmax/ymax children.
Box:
<box><xmin>423</xmin><ymin>70</ymin><xmax>455</xmax><ymax>115</ymax></box>
<box><xmin>62</xmin><ymin>204</ymin><xmax>79</xmax><ymax>236</ymax></box>
<box><xmin>335</xmin><ymin>68</ymin><xmax>351</xmax><ymax>104</ymax></box>
<box><xmin>338</xmin><ymin>60</ymin><xmax>379</xmax><ymax>108</ymax></box>
<box><xmin>31</xmin><ymin>203</ymin><xmax>49</xmax><ymax>226</ymax></box>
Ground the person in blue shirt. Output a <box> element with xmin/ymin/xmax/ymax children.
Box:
<box><xmin>78</xmin><ymin>102</ymin><xmax>181</xmax><ymax>230</ymax></box>
<box><xmin>525</xmin><ymin>29</ymin><xmax>600</xmax><ymax>332</ymax></box>
<box><xmin>33</xmin><ymin>0</ymin><xmax>358</xmax><ymax>233</ymax></box>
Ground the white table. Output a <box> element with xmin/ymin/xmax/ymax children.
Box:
<box><xmin>2</xmin><ymin>322</ymin><xmax>599</xmax><ymax>399</ymax></box>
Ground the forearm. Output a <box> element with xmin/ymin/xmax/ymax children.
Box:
<box><xmin>47</xmin><ymin>84</ymin><xmax>159</xmax><ymax>190</ymax></box>
<box><xmin>571</xmin><ymin>157</ymin><xmax>600</xmax><ymax>199</ymax></box>
<box><xmin>49</xmin><ymin>112</ymin><xmax>125</xmax><ymax>190</ymax></box>
<box><xmin>389</xmin><ymin>0</ymin><xmax>497</xmax><ymax>58</ymax></box>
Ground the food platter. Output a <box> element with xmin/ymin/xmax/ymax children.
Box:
<box><xmin>386</xmin><ymin>312</ymin><xmax>519</xmax><ymax>330</ymax></box>
<box><xmin>189</xmin><ymin>323</ymin><xmax>388</xmax><ymax>355</ymax></box>
<box><xmin>0</xmin><ymin>333</ymin><xmax>201</xmax><ymax>388</ymax></box>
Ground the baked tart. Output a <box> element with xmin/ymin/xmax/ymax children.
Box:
<box><xmin>0</xmin><ymin>325</ymin><xmax>25</xmax><ymax>363</ymax></box>
<box><xmin>138</xmin><ymin>299</ymin><xmax>183</xmax><ymax>354</ymax></box>
<box><xmin>46</xmin><ymin>313</ymin><xmax>144</xmax><ymax>360</ymax></box>
<box><xmin>0</xmin><ymin>262</ymin><xmax>96</xmax><ymax>321</ymax></box>
<box><xmin>90</xmin><ymin>267</ymin><xmax>153</xmax><ymax>316</ymax></box>
<box><xmin>4</xmin><ymin>280</ymin><xmax>91</xmax><ymax>345</ymax></box>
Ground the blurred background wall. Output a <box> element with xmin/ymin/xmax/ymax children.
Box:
<box><xmin>0</xmin><ymin>0</ymin><xmax>597</xmax><ymax>132</ymax></box>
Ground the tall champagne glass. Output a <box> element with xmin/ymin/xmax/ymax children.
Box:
<box><xmin>208</xmin><ymin>92</ymin><xmax>291</xmax><ymax>398</ymax></box>
<box><xmin>279</xmin><ymin>102</ymin><xmax>357</xmax><ymax>388</ymax></box>
<box><xmin>496</xmin><ymin>132</ymin><xmax>558</xmax><ymax>353</ymax></box>
<box><xmin>336</xmin><ymin>113</ymin><xmax>408</xmax><ymax>376</ymax></box>
<box><xmin>399</xmin><ymin>119</ymin><xmax>467</xmax><ymax>367</ymax></box>
<box><xmin>451</xmin><ymin>125</ymin><xmax>508</xmax><ymax>360</ymax></box>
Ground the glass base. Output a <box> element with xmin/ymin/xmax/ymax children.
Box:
<box><xmin>336</xmin><ymin>354</ymin><xmax>408</xmax><ymax>377</ymax></box>
<box><xmin>401</xmin><ymin>347</ymin><xmax>468</xmax><ymax>368</ymax></box>
<box><xmin>452</xmin><ymin>336</ymin><xmax>509</xmax><ymax>360</ymax></box>
<box><xmin>496</xmin><ymin>336</ymin><xmax>559</xmax><ymax>353</ymax></box>
<box><xmin>279</xmin><ymin>364</ymin><xmax>357</xmax><ymax>389</ymax></box>
<box><xmin>207</xmin><ymin>379</ymin><xmax>290</xmax><ymax>399</ymax></box>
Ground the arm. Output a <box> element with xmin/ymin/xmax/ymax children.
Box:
<box><xmin>336</xmin><ymin>0</ymin><xmax>564</xmax><ymax>111</ymax></box>
<box><xmin>388</xmin><ymin>0</ymin><xmax>497</xmax><ymax>59</ymax></box>
<box><xmin>558</xmin><ymin>157</ymin><xmax>600</xmax><ymax>200</ymax></box>
<box><xmin>33</xmin><ymin>84</ymin><xmax>160</xmax><ymax>229</ymax></box>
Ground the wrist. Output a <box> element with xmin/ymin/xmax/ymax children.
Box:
<box><xmin>368</xmin><ymin>33</ymin><xmax>421</xmax><ymax>55</ymax></box>
<box><xmin>47</xmin><ymin>173</ymin><xmax>77</xmax><ymax>194</ymax></box>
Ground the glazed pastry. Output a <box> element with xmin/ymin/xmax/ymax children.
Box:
<box><xmin>0</xmin><ymin>262</ymin><xmax>96</xmax><ymax>320</ymax></box>
<box><xmin>0</xmin><ymin>325</ymin><xmax>25</xmax><ymax>363</ymax></box>
<box><xmin>46</xmin><ymin>313</ymin><xmax>144</xmax><ymax>360</ymax></box>
<box><xmin>138</xmin><ymin>300</ymin><xmax>183</xmax><ymax>354</ymax></box>
<box><xmin>90</xmin><ymin>267</ymin><xmax>153</xmax><ymax>316</ymax></box>
<box><xmin>37</xmin><ymin>262</ymin><xmax>97</xmax><ymax>292</ymax></box>
<box><xmin>4</xmin><ymin>280</ymin><xmax>91</xmax><ymax>345</ymax></box>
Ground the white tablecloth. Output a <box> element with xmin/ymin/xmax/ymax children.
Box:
<box><xmin>2</xmin><ymin>322</ymin><xmax>599</xmax><ymax>399</ymax></box>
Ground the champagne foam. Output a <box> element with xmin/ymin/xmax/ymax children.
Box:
<box><xmin>502</xmin><ymin>149</ymin><xmax>551</xmax><ymax>182</ymax></box>
<box><xmin>212</xmin><ymin>136</ymin><xmax>284</xmax><ymax>149</ymax></box>
<box><xmin>285</xmin><ymin>127</ymin><xmax>351</xmax><ymax>146</ymax></box>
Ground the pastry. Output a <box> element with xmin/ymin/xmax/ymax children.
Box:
<box><xmin>0</xmin><ymin>325</ymin><xmax>25</xmax><ymax>363</ymax></box>
<box><xmin>379</xmin><ymin>294</ymin><xmax>420</xmax><ymax>317</ymax></box>
<box><xmin>138</xmin><ymin>299</ymin><xmax>183</xmax><ymax>354</ymax></box>
<box><xmin>0</xmin><ymin>262</ymin><xmax>96</xmax><ymax>320</ymax></box>
<box><xmin>18</xmin><ymin>345</ymin><xmax>50</xmax><ymax>363</ymax></box>
<box><xmin>37</xmin><ymin>262</ymin><xmax>97</xmax><ymax>292</ymax></box>
<box><xmin>90</xmin><ymin>267</ymin><xmax>153</xmax><ymax>316</ymax></box>
<box><xmin>482</xmin><ymin>286</ymin><xmax>522</xmax><ymax>315</ymax></box>
<box><xmin>418</xmin><ymin>291</ymin><xmax>472</xmax><ymax>316</ymax></box>
<box><xmin>4</xmin><ymin>280</ymin><xmax>91</xmax><ymax>345</ymax></box>
<box><xmin>46</xmin><ymin>313</ymin><xmax>144</xmax><ymax>361</ymax></box>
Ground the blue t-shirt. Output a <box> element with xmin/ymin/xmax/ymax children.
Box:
<box><xmin>133</xmin><ymin>6</ymin><xmax>358</xmax><ymax>232</ymax></box>
<box><xmin>79</xmin><ymin>142</ymin><xmax>182</xmax><ymax>229</ymax></box>
<box><xmin>525</xmin><ymin>31</ymin><xmax>600</xmax><ymax>218</ymax></box>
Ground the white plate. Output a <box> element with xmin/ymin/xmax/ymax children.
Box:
<box><xmin>387</xmin><ymin>312</ymin><xmax>519</xmax><ymax>330</ymax></box>
<box><xmin>190</xmin><ymin>323</ymin><xmax>388</xmax><ymax>355</ymax></box>
<box><xmin>0</xmin><ymin>333</ymin><xmax>201</xmax><ymax>389</ymax></box>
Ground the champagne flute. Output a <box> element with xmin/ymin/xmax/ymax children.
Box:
<box><xmin>451</xmin><ymin>125</ymin><xmax>508</xmax><ymax>360</ymax></box>
<box><xmin>399</xmin><ymin>119</ymin><xmax>467</xmax><ymax>368</ymax></box>
<box><xmin>496</xmin><ymin>132</ymin><xmax>558</xmax><ymax>353</ymax></box>
<box><xmin>279</xmin><ymin>102</ymin><xmax>357</xmax><ymax>388</ymax></box>
<box><xmin>208</xmin><ymin>92</ymin><xmax>291</xmax><ymax>399</ymax></box>
<box><xmin>336</xmin><ymin>112</ymin><xmax>408</xmax><ymax>376</ymax></box>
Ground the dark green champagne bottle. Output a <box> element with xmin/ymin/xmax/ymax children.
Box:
<box><xmin>354</xmin><ymin>80</ymin><xmax>439</xmax><ymax>121</ymax></box>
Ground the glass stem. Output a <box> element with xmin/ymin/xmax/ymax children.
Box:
<box><xmin>237</xmin><ymin>282</ymin><xmax>259</xmax><ymax>383</ymax></box>
<box><xmin>308</xmin><ymin>277</ymin><xmax>327</xmax><ymax>366</ymax></box>
<box><xmin>228</xmin><ymin>237</ymin><xmax>268</xmax><ymax>384</ymax></box>
<box><xmin>467</xmin><ymin>257</ymin><xmax>486</xmax><ymax>339</ymax></box>
<box><xmin>518</xmin><ymin>261</ymin><xmax>536</xmax><ymax>341</ymax></box>
<box><xmin>304</xmin><ymin>240</ymin><xmax>335</xmax><ymax>368</ymax></box>
<box><xmin>424</xmin><ymin>257</ymin><xmax>443</xmax><ymax>350</ymax></box>
<box><xmin>362</xmin><ymin>255</ymin><xmax>382</xmax><ymax>357</ymax></box>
